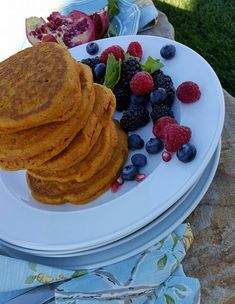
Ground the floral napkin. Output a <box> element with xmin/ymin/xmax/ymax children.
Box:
<box><xmin>0</xmin><ymin>224</ymin><xmax>200</xmax><ymax>304</ymax></box>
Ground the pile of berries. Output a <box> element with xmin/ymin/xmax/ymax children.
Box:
<box><xmin>81</xmin><ymin>41</ymin><xmax>201</xmax><ymax>191</ymax></box>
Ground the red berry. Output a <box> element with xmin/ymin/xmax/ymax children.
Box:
<box><xmin>135</xmin><ymin>173</ymin><xmax>146</xmax><ymax>182</ymax></box>
<box><xmin>162</xmin><ymin>151</ymin><xmax>172</xmax><ymax>162</ymax></box>
<box><xmin>116</xmin><ymin>176</ymin><xmax>124</xmax><ymax>185</ymax></box>
<box><xmin>153</xmin><ymin>116</ymin><xmax>178</xmax><ymax>140</ymax></box>
<box><xmin>111</xmin><ymin>182</ymin><xmax>120</xmax><ymax>193</ymax></box>
<box><xmin>127</xmin><ymin>41</ymin><xmax>143</xmax><ymax>59</ymax></box>
<box><xmin>176</xmin><ymin>81</ymin><xmax>201</xmax><ymax>103</ymax></box>
<box><xmin>130</xmin><ymin>72</ymin><xmax>154</xmax><ymax>96</ymax></box>
<box><xmin>163</xmin><ymin>124</ymin><xmax>191</xmax><ymax>152</ymax></box>
<box><xmin>100</xmin><ymin>45</ymin><xmax>125</xmax><ymax>63</ymax></box>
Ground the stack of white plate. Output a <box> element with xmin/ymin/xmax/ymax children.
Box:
<box><xmin>0</xmin><ymin>36</ymin><xmax>224</xmax><ymax>269</ymax></box>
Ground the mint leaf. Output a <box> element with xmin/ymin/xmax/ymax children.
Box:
<box><xmin>157</xmin><ymin>254</ymin><xmax>167</xmax><ymax>271</ymax></box>
<box><xmin>104</xmin><ymin>54</ymin><xmax>121</xmax><ymax>90</ymax></box>
<box><xmin>106</xmin><ymin>23</ymin><xmax>118</xmax><ymax>37</ymax></box>
<box><xmin>142</xmin><ymin>56</ymin><xmax>164</xmax><ymax>74</ymax></box>
<box><xmin>108</xmin><ymin>0</ymin><xmax>120</xmax><ymax>19</ymax></box>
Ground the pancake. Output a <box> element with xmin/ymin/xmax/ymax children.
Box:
<box><xmin>32</xmin><ymin>83</ymin><xmax>116</xmax><ymax>173</ymax></box>
<box><xmin>0</xmin><ymin>43</ymin><xmax>81</xmax><ymax>133</ymax></box>
<box><xmin>27</xmin><ymin>122</ymin><xmax>128</xmax><ymax>205</ymax></box>
<box><xmin>28</xmin><ymin>120</ymin><xmax>118</xmax><ymax>182</ymax></box>
<box><xmin>0</xmin><ymin>64</ymin><xmax>94</xmax><ymax>170</ymax></box>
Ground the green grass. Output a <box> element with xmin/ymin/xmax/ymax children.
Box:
<box><xmin>153</xmin><ymin>0</ymin><xmax>235</xmax><ymax>96</ymax></box>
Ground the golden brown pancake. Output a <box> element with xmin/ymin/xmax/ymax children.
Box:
<box><xmin>0</xmin><ymin>43</ymin><xmax>81</xmax><ymax>133</ymax></box>
<box><xmin>28</xmin><ymin>120</ymin><xmax>118</xmax><ymax>182</ymax></box>
<box><xmin>27</xmin><ymin>123</ymin><xmax>128</xmax><ymax>205</ymax></box>
<box><xmin>0</xmin><ymin>64</ymin><xmax>94</xmax><ymax>170</ymax></box>
<box><xmin>32</xmin><ymin>83</ymin><xmax>116</xmax><ymax>173</ymax></box>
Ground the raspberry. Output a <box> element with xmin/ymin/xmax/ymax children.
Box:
<box><xmin>153</xmin><ymin>116</ymin><xmax>178</xmax><ymax>139</ymax></box>
<box><xmin>176</xmin><ymin>81</ymin><xmax>201</xmax><ymax>103</ymax></box>
<box><xmin>130</xmin><ymin>72</ymin><xmax>154</xmax><ymax>96</ymax></box>
<box><xmin>163</xmin><ymin>124</ymin><xmax>191</xmax><ymax>152</ymax></box>
<box><xmin>127</xmin><ymin>41</ymin><xmax>143</xmax><ymax>59</ymax></box>
<box><xmin>100</xmin><ymin>45</ymin><xmax>125</xmax><ymax>63</ymax></box>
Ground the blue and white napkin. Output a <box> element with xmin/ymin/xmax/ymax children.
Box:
<box><xmin>0</xmin><ymin>224</ymin><xmax>200</xmax><ymax>304</ymax></box>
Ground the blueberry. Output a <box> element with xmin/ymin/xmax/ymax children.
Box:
<box><xmin>160</xmin><ymin>44</ymin><xmax>176</xmax><ymax>59</ymax></box>
<box><xmin>145</xmin><ymin>138</ymin><xmax>163</xmax><ymax>154</ymax></box>
<box><xmin>128</xmin><ymin>134</ymin><xmax>144</xmax><ymax>150</ymax></box>
<box><xmin>150</xmin><ymin>88</ymin><xmax>167</xmax><ymax>106</ymax></box>
<box><xmin>121</xmin><ymin>165</ymin><xmax>138</xmax><ymax>181</ymax></box>
<box><xmin>176</xmin><ymin>143</ymin><xmax>197</xmax><ymax>163</ymax></box>
<box><xmin>93</xmin><ymin>63</ymin><xmax>106</xmax><ymax>81</ymax></box>
<box><xmin>131</xmin><ymin>154</ymin><xmax>147</xmax><ymax>168</ymax></box>
<box><xmin>86</xmin><ymin>42</ymin><xmax>99</xmax><ymax>55</ymax></box>
<box><xmin>130</xmin><ymin>94</ymin><xmax>148</xmax><ymax>108</ymax></box>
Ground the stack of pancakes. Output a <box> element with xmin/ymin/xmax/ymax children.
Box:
<box><xmin>0</xmin><ymin>43</ymin><xmax>128</xmax><ymax>205</ymax></box>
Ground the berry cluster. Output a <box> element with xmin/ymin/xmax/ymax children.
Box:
<box><xmin>81</xmin><ymin>41</ymin><xmax>201</xmax><ymax>192</ymax></box>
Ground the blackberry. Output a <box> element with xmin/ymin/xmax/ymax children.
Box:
<box><xmin>150</xmin><ymin>104</ymin><xmax>174</xmax><ymax>123</ymax></box>
<box><xmin>120</xmin><ymin>106</ymin><xmax>150</xmax><ymax>132</ymax></box>
<box><xmin>81</xmin><ymin>56</ymin><xmax>100</xmax><ymax>70</ymax></box>
<box><xmin>152</xmin><ymin>70</ymin><xmax>175</xmax><ymax>107</ymax></box>
<box><xmin>121</xmin><ymin>57</ymin><xmax>142</xmax><ymax>87</ymax></box>
<box><xmin>113</xmin><ymin>84</ymin><xmax>131</xmax><ymax>111</ymax></box>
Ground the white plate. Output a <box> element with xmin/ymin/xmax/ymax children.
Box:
<box><xmin>1</xmin><ymin>141</ymin><xmax>220</xmax><ymax>269</ymax></box>
<box><xmin>0</xmin><ymin>35</ymin><xmax>224</xmax><ymax>252</ymax></box>
<box><xmin>0</xmin><ymin>174</ymin><xmax>200</xmax><ymax>256</ymax></box>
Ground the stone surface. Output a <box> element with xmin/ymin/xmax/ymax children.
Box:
<box><xmin>142</xmin><ymin>11</ymin><xmax>175</xmax><ymax>40</ymax></box>
<box><xmin>183</xmin><ymin>90</ymin><xmax>235</xmax><ymax>304</ymax></box>
<box><xmin>143</xmin><ymin>13</ymin><xmax>235</xmax><ymax>304</ymax></box>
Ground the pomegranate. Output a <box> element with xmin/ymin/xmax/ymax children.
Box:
<box><xmin>90</xmin><ymin>6</ymin><xmax>109</xmax><ymax>39</ymax></box>
<box><xmin>65</xmin><ymin>10</ymin><xmax>95</xmax><ymax>47</ymax></box>
<box><xmin>26</xmin><ymin>10</ymin><xmax>96</xmax><ymax>49</ymax></box>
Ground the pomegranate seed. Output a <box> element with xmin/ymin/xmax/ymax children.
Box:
<box><xmin>111</xmin><ymin>182</ymin><xmax>120</xmax><ymax>193</ymax></box>
<box><xmin>30</xmin><ymin>31</ymin><xmax>36</xmax><ymax>36</ymax></box>
<box><xmin>47</xmin><ymin>22</ymin><xmax>56</xmax><ymax>30</ymax></box>
<box><xmin>135</xmin><ymin>173</ymin><xmax>146</xmax><ymax>182</ymax></box>
<box><xmin>35</xmin><ymin>27</ymin><xmax>42</xmax><ymax>34</ymax></box>
<box><xmin>40</xmin><ymin>25</ymin><xmax>47</xmax><ymax>33</ymax></box>
<box><xmin>37</xmin><ymin>34</ymin><xmax>43</xmax><ymax>40</ymax></box>
<box><xmin>162</xmin><ymin>151</ymin><xmax>172</xmax><ymax>162</ymax></box>
<box><xmin>55</xmin><ymin>17</ymin><xmax>63</xmax><ymax>27</ymax></box>
<box><xmin>116</xmin><ymin>177</ymin><xmax>124</xmax><ymax>185</ymax></box>
<box><xmin>57</xmin><ymin>26</ymin><xmax>62</xmax><ymax>32</ymax></box>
